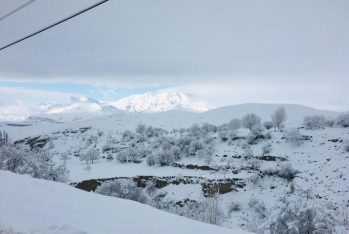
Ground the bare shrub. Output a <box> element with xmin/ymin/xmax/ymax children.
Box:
<box><xmin>156</xmin><ymin>150</ymin><xmax>175</xmax><ymax>166</ymax></box>
<box><xmin>228</xmin><ymin>201</ymin><xmax>243</xmax><ymax>213</ymax></box>
<box><xmin>97</xmin><ymin>130</ymin><xmax>104</xmax><ymax>137</ymax></box>
<box><xmin>218</xmin><ymin>131</ymin><xmax>228</xmax><ymax>142</ymax></box>
<box><xmin>337</xmin><ymin>113</ymin><xmax>349</xmax><ymax>128</ymax></box>
<box><xmin>303</xmin><ymin>115</ymin><xmax>326</xmax><ymax>130</ymax></box>
<box><xmin>106</xmin><ymin>153</ymin><xmax>113</xmax><ymax>161</ymax></box>
<box><xmin>278</xmin><ymin>162</ymin><xmax>297</xmax><ymax>180</ymax></box>
<box><xmin>262</xmin><ymin>143</ymin><xmax>272</xmax><ymax>154</ymax></box>
<box><xmin>246</xmin><ymin>159</ymin><xmax>261</xmax><ymax>170</ymax></box>
<box><xmin>136</xmin><ymin>123</ymin><xmax>146</xmax><ymax>134</ymax></box>
<box><xmin>243</xmin><ymin>149</ymin><xmax>254</xmax><ymax>159</ymax></box>
<box><xmin>263</xmin><ymin>121</ymin><xmax>274</xmax><ymax>130</ymax></box>
<box><xmin>249</xmin><ymin>174</ymin><xmax>261</xmax><ymax>186</ymax></box>
<box><xmin>284</xmin><ymin>129</ymin><xmax>303</xmax><ymax>145</ymax></box>
<box><xmin>262</xmin><ymin>167</ymin><xmax>279</xmax><ymax>177</ymax></box>
<box><xmin>146</xmin><ymin>154</ymin><xmax>156</xmax><ymax>166</ymax></box>
<box><xmin>326</xmin><ymin>119</ymin><xmax>335</xmax><ymax>127</ymax></box>
<box><xmin>248</xmin><ymin>197</ymin><xmax>267</xmax><ymax>219</ymax></box>
<box><xmin>95</xmin><ymin>179</ymin><xmax>148</xmax><ymax>204</ymax></box>
<box><xmin>260</xmin><ymin>188</ymin><xmax>340</xmax><ymax>234</ymax></box>
<box><xmin>121</xmin><ymin>130</ymin><xmax>135</xmax><ymax>142</ymax></box>
<box><xmin>264</xmin><ymin>131</ymin><xmax>272</xmax><ymax>140</ymax></box>
<box><xmin>116</xmin><ymin>151</ymin><xmax>128</xmax><ymax>163</ymax></box>
<box><xmin>246</xmin><ymin>125</ymin><xmax>265</xmax><ymax>145</ymax></box>
<box><xmin>241</xmin><ymin>142</ymin><xmax>250</xmax><ymax>149</ymax></box>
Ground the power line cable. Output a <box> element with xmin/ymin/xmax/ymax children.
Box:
<box><xmin>0</xmin><ymin>0</ymin><xmax>108</xmax><ymax>51</ymax></box>
<box><xmin>0</xmin><ymin>0</ymin><xmax>37</xmax><ymax>22</ymax></box>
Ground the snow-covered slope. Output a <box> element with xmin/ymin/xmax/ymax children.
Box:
<box><xmin>2</xmin><ymin>103</ymin><xmax>348</xmax><ymax>232</ymax></box>
<box><xmin>200</xmin><ymin>103</ymin><xmax>340</xmax><ymax>127</ymax></box>
<box><xmin>109</xmin><ymin>91</ymin><xmax>211</xmax><ymax>113</ymax></box>
<box><xmin>0</xmin><ymin>171</ymin><xmax>249</xmax><ymax>234</ymax></box>
<box><xmin>36</xmin><ymin>96</ymin><xmax>123</xmax><ymax>115</ymax></box>
<box><xmin>2</xmin><ymin>103</ymin><xmax>342</xmax><ymax>141</ymax></box>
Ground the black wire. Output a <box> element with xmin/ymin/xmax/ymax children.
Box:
<box><xmin>0</xmin><ymin>0</ymin><xmax>109</xmax><ymax>51</ymax></box>
<box><xmin>0</xmin><ymin>0</ymin><xmax>37</xmax><ymax>22</ymax></box>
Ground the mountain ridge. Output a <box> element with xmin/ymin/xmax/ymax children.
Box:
<box><xmin>109</xmin><ymin>91</ymin><xmax>212</xmax><ymax>113</ymax></box>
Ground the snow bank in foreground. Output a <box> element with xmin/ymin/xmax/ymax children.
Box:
<box><xmin>0</xmin><ymin>171</ymin><xmax>250</xmax><ymax>234</ymax></box>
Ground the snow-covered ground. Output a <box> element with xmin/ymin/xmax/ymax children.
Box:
<box><xmin>1</xmin><ymin>103</ymin><xmax>341</xmax><ymax>141</ymax></box>
<box><xmin>1</xmin><ymin>103</ymin><xmax>348</xmax><ymax>233</ymax></box>
<box><xmin>0</xmin><ymin>171</ymin><xmax>250</xmax><ymax>234</ymax></box>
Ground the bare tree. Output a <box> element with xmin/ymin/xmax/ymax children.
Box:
<box><xmin>84</xmin><ymin>163</ymin><xmax>92</xmax><ymax>174</ymax></box>
<box><xmin>87</xmin><ymin>148</ymin><xmax>100</xmax><ymax>163</ymax></box>
<box><xmin>271</xmin><ymin>107</ymin><xmax>287</xmax><ymax>130</ymax></box>
<box><xmin>229</xmin><ymin>118</ymin><xmax>241</xmax><ymax>131</ymax></box>
<box><xmin>80</xmin><ymin>148</ymin><xmax>100</xmax><ymax>163</ymax></box>
<box><xmin>0</xmin><ymin>130</ymin><xmax>9</xmax><ymax>146</ymax></box>
<box><xmin>60</xmin><ymin>151</ymin><xmax>71</xmax><ymax>164</ymax></box>
<box><xmin>242</xmin><ymin>113</ymin><xmax>261</xmax><ymax>130</ymax></box>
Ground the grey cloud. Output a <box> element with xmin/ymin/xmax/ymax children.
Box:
<box><xmin>0</xmin><ymin>0</ymin><xmax>348</xmax><ymax>83</ymax></box>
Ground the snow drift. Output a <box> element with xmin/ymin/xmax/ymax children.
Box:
<box><xmin>0</xmin><ymin>171</ymin><xmax>249</xmax><ymax>234</ymax></box>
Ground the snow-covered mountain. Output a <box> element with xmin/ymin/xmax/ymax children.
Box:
<box><xmin>36</xmin><ymin>96</ymin><xmax>123</xmax><ymax>115</ymax></box>
<box><xmin>0</xmin><ymin>97</ymin><xmax>123</xmax><ymax>122</ymax></box>
<box><xmin>0</xmin><ymin>92</ymin><xmax>211</xmax><ymax>122</ymax></box>
<box><xmin>109</xmin><ymin>91</ymin><xmax>212</xmax><ymax>113</ymax></box>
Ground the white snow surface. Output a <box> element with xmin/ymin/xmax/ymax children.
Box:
<box><xmin>0</xmin><ymin>171</ymin><xmax>250</xmax><ymax>234</ymax></box>
<box><xmin>1</xmin><ymin>103</ymin><xmax>349</xmax><ymax>232</ymax></box>
<box><xmin>109</xmin><ymin>91</ymin><xmax>212</xmax><ymax>113</ymax></box>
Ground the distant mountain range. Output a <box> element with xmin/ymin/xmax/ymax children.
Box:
<box><xmin>0</xmin><ymin>92</ymin><xmax>212</xmax><ymax>122</ymax></box>
<box><xmin>35</xmin><ymin>96</ymin><xmax>122</xmax><ymax>115</ymax></box>
<box><xmin>109</xmin><ymin>92</ymin><xmax>211</xmax><ymax>113</ymax></box>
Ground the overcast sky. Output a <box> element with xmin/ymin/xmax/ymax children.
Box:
<box><xmin>0</xmin><ymin>0</ymin><xmax>348</xmax><ymax>111</ymax></box>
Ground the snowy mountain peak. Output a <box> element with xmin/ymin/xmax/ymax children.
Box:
<box><xmin>67</xmin><ymin>96</ymin><xmax>83</xmax><ymax>103</ymax></box>
<box><xmin>67</xmin><ymin>96</ymin><xmax>99</xmax><ymax>104</ymax></box>
<box><xmin>30</xmin><ymin>96</ymin><xmax>123</xmax><ymax>118</ymax></box>
<box><xmin>109</xmin><ymin>91</ymin><xmax>212</xmax><ymax>113</ymax></box>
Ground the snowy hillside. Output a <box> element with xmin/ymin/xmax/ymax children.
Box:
<box><xmin>0</xmin><ymin>171</ymin><xmax>249</xmax><ymax>234</ymax></box>
<box><xmin>109</xmin><ymin>91</ymin><xmax>212</xmax><ymax>113</ymax></box>
<box><xmin>1</xmin><ymin>103</ymin><xmax>349</xmax><ymax>233</ymax></box>
<box><xmin>200</xmin><ymin>103</ymin><xmax>340</xmax><ymax>127</ymax></box>
<box><xmin>1</xmin><ymin>103</ymin><xmax>341</xmax><ymax>141</ymax></box>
